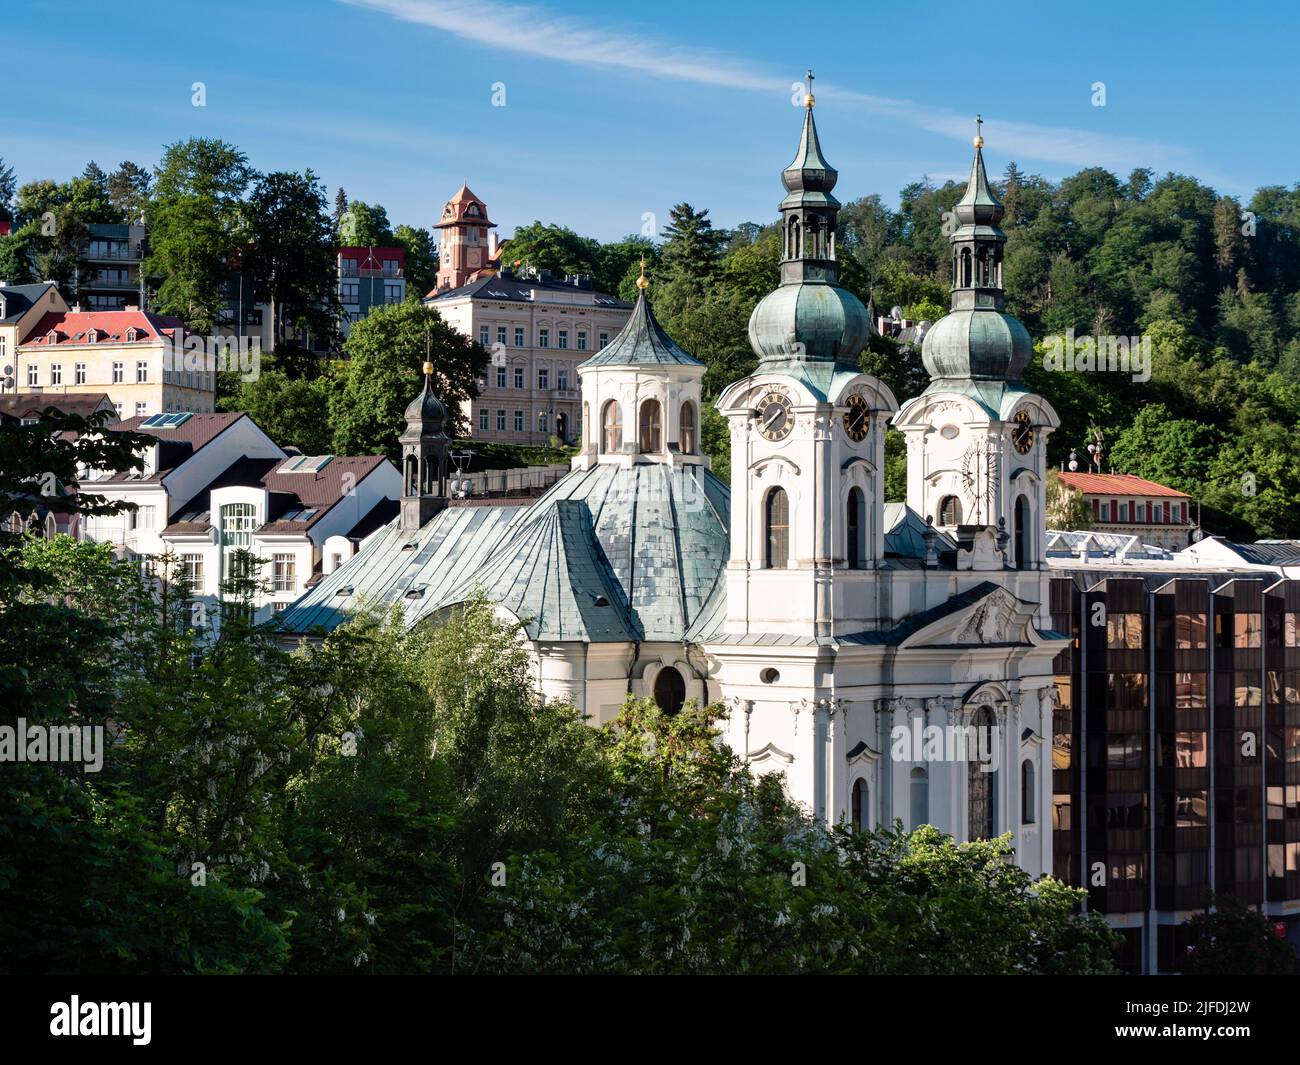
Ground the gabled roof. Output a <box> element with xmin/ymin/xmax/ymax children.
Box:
<box><xmin>164</xmin><ymin>454</ymin><xmax>389</xmax><ymax>533</ymax></box>
<box><xmin>1056</xmin><ymin>472</ymin><xmax>1189</xmax><ymax>498</ymax></box>
<box><xmin>577</xmin><ymin>291</ymin><xmax>703</xmax><ymax>369</ymax></box>
<box><xmin>0</xmin><ymin>393</ymin><xmax>116</xmax><ymax>422</ymax></box>
<box><xmin>101</xmin><ymin>413</ymin><xmax>249</xmax><ymax>483</ymax></box>
<box><xmin>21</xmin><ymin>308</ymin><xmax>186</xmax><ymax>347</ymax></box>
<box><xmin>0</xmin><ymin>283</ymin><xmax>57</xmax><ymax>324</ymax></box>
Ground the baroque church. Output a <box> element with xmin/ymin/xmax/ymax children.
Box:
<box><xmin>280</xmin><ymin>93</ymin><xmax>1063</xmax><ymax>876</ymax></box>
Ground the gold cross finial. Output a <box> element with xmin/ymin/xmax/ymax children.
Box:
<box><xmin>805</xmin><ymin>68</ymin><xmax>815</xmax><ymax>109</ymax></box>
<box><xmin>635</xmin><ymin>255</ymin><xmax>649</xmax><ymax>291</ymax></box>
<box><xmin>974</xmin><ymin>114</ymin><xmax>984</xmax><ymax>149</ymax></box>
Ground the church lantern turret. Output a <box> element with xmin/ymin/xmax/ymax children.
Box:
<box><xmin>399</xmin><ymin>359</ymin><xmax>450</xmax><ymax>530</ymax></box>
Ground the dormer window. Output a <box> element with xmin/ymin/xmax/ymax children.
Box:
<box><xmin>46</xmin><ymin>330</ymin><xmax>58</xmax><ymax>344</ymax></box>
<box><xmin>126</xmin><ymin>327</ymin><xmax>138</xmax><ymax>342</ymax></box>
<box><xmin>87</xmin><ymin>329</ymin><xmax>99</xmax><ymax>344</ymax></box>
<box><xmin>466</xmin><ymin>203</ymin><xmax>480</xmax><ymax>217</ymax></box>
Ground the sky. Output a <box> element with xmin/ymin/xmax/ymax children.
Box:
<box><xmin>1</xmin><ymin>0</ymin><xmax>1295</xmax><ymax>243</ymax></box>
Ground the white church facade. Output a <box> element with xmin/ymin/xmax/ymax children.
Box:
<box><xmin>280</xmin><ymin>97</ymin><xmax>1064</xmax><ymax>877</ymax></box>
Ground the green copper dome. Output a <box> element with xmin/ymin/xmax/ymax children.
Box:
<box><xmin>748</xmin><ymin>94</ymin><xmax>869</xmax><ymax>370</ymax></box>
<box><xmin>921</xmin><ymin>308</ymin><xmax>1032</xmax><ymax>381</ymax></box>
<box><xmin>749</xmin><ymin>282</ymin><xmax>871</xmax><ymax>366</ymax></box>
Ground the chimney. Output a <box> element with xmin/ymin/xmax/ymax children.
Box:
<box><xmin>124</xmin><ymin>304</ymin><xmax>139</xmax><ymax>312</ymax></box>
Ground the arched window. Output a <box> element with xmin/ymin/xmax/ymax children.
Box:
<box><xmin>638</xmin><ymin>398</ymin><xmax>662</xmax><ymax>452</ymax></box>
<box><xmin>851</xmin><ymin>777</ymin><xmax>868</xmax><ymax>831</ymax></box>
<box><xmin>1021</xmin><ymin>758</ymin><xmax>1036</xmax><ymax>824</ymax></box>
<box><xmin>601</xmin><ymin>400</ymin><xmax>622</xmax><ymax>454</ymax></box>
<box><xmin>679</xmin><ymin>400</ymin><xmax>696</xmax><ymax>455</ymax></box>
<box><xmin>1014</xmin><ymin>494</ymin><xmax>1029</xmax><ymax>570</ymax></box>
<box><xmin>960</xmin><ymin>247</ymin><xmax>972</xmax><ymax>287</ymax></box>
<box><xmin>968</xmin><ymin>706</ymin><xmax>997</xmax><ymax>840</ymax></box>
<box><xmin>909</xmin><ymin>767</ymin><xmax>929</xmax><ymax>830</ymax></box>
<box><xmin>938</xmin><ymin>495</ymin><xmax>961</xmax><ymax>526</ymax></box>
<box><xmin>583</xmin><ymin>403</ymin><xmax>590</xmax><ymax>448</ymax></box>
<box><xmin>847</xmin><ymin>487</ymin><xmax>865</xmax><ymax>569</ymax></box>
<box><xmin>653</xmin><ymin>666</ymin><xmax>686</xmax><ymax>716</ymax></box>
<box><xmin>764</xmin><ymin>487</ymin><xmax>789</xmax><ymax>569</ymax></box>
<box><xmin>404</xmin><ymin>454</ymin><xmax>418</xmax><ymax>495</ymax></box>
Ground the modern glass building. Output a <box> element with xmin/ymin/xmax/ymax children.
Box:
<box><xmin>1049</xmin><ymin>569</ymin><xmax>1300</xmax><ymax>972</ymax></box>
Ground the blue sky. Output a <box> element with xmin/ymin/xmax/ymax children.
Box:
<box><xmin>1</xmin><ymin>0</ymin><xmax>1293</xmax><ymax>242</ymax></box>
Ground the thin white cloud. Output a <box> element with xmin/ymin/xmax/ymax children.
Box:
<box><xmin>340</xmin><ymin>0</ymin><xmax>1209</xmax><ymax>176</ymax></box>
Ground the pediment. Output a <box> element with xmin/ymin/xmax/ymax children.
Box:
<box><xmin>747</xmin><ymin>741</ymin><xmax>795</xmax><ymax>765</ymax></box>
<box><xmin>899</xmin><ymin>584</ymin><xmax>1041</xmax><ymax>649</ymax></box>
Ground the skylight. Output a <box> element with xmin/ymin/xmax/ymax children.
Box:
<box><xmin>139</xmin><ymin>412</ymin><xmax>192</xmax><ymax>429</ymax></box>
<box><xmin>278</xmin><ymin>455</ymin><xmax>333</xmax><ymax>474</ymax></box>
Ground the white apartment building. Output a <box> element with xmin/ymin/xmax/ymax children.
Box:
<box><xmin>426</xmin><ymin>270</ymin><xmax>632</xmax><ymax>446</ymax></box>
<box><xmin>80</xmin><ymin>412</ymin><xmax>399</xmax><ymax>626</ymax></box>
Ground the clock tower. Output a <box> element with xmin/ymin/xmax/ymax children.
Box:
<box><xmin>714</xmin><ymin>76</ymin><xmax>897</xmax><ymax>639</ymax></box>
<box><xmin>893</xmin><ymin>122</ymin><xmax>1059</xmax><ymax>571</ymax></box>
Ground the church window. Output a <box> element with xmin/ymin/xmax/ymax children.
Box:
<box><xmin>601</xmin><ymin>400</ymin><xmax>622</xmax><ymax>453</ymax></box>
<box><xmin>910</xmin><ymin>767</ymin><xmax>929</xmax><ymax>829</ymax></box>
<box><xmin>679</xmin><ymin>401</ymin><xmax>697</xmax><ymax>455</ymax></box>
<box><xmin>847</xmin><ymin>487</ymin><xmax>865</xmax><ymax>569</ymax></box>
<box><xmin>638</xmin><ymin>398</ymin><xmax>662</xmax><ymax>452</ymax></box>
<box><xmin>1013</xmin><ymin>494</ymin><xmax>1029</xmax><ymax>570</ymax></box>
<box><xmin>938</xmin><ymin>495</ymin><xmax>961</xmax><ymax>526</ymax></box>
<box><xmin>852</xmin><ymin>778</ymin><xmax>868</xmax><ymax>831</ymax></box>
<box><xmin>653</xmin><ymin>666</ymin><xmax>686</xmax><ymax>716</ymax></box>
<box><xmin>1021</xmin><ymin>758</ymin><xmax>1036</xmax><ymax>824</ymax></box>
<box><xmin>960</xmin><ymin>248</ymin><xmax>972</xmax><ymax>287</ymax></box>
<box><xmin>764</xmin><ymin>487</ymin><xmax>790</xmax><ymax>569</ymax></box>
<box><xmin>968</xmin><ymin>706</ymin><xmax>997</xmax><ymax>840</ymax></box>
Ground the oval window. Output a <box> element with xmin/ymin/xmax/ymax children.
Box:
<box><xmin>760</xmin><ymin>668</ymin><xmax>780</xmax><ymax>684</ymax></box>
<box><xmin>940</xmin><ymin>424</ymin><xmax>960</xmax><ymax>440</ymax></box>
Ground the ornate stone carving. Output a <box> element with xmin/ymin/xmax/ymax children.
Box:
<box><xmin>954</xmin><ymin>588</ymin><xmax>1018</xmax><ymax>643</ymax></box>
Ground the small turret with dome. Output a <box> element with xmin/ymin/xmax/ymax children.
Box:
<box><xmin>574</xmin><ymin>259</ymin><xmax>707</xmax><ymax>470</ymax></box>
<box><xmin>747</xmin><ymin>72</ymin><xmax>872</xmax><ymax>385</ymax></box>
<box><xmin>399</xmin><ymin>359</ymin><xmax>450</xmax><ymax>529</ymax></box>
<box><xmin>919</xmin><ymin>118</ymin><xmax>1033</xmax><ymax>387</ymax></box>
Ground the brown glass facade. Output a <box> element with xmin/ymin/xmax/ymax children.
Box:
<box><xmin>1050</xmin><ymin>573</ymin><xmax>1300</xmax><ymax>973</ymax></box>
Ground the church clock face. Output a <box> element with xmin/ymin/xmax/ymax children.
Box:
<box><xmin>1011</xmin><ymin>410</ymin><xmax>1034</xmax><ymax>455</ymax></box>
<box><xmin>756</xmin><ymin>392</ymin><xmax>794</xmax><ymax>442</ymax></box>
<box><xmin>843</xmin><ymin>393</ymin><xmax>870</xmax><ymax>442</ymax></box>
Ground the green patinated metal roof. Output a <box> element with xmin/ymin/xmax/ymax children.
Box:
<box><xmin>279</xmin><ymin>462</ymin><xmax>730</xmax><ymax>644</ymax></box>
<box><xmin>920</xmin><ymin>308</ymin><xmax>1033</xmax><ymax>385</ymax></box>
<box><xmin>953</xmin><ymin>145</ymin><xmax>1002</xmax><ymax>225</ymax></box>
<box><xmin>748</xmin><ymin>281</ymin><xmax>870</xmax><ymax>368</ymax></box>
<box><xmin>780</xmin><ymin>105</ymin><xmax>839</xmax><ymax>211</ymax></box>
<box><xmin>577</xmin><ymin>291</ymin><xmax>703</xmax><ymax>370</ymax></box>
<box><xmin>882</xmin><ymin>502</ymin><xmax>958</xmax><ymax>557</ymax></box>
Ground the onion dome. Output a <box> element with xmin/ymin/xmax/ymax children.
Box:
<box><xmin>403</xmin><ymin>361</ymin><xmax>449</xmax><ymax>436</ymax></box>
<box><xmin>920</xmin><ymin>118</ymin><xmax>1031</xmax><ymax>385</ymax></box>
<box><xmin>747</xmin><ymin>71</ymin><xmax>869</xmax><ymax>371</ymax></box>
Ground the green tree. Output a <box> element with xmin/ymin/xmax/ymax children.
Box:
<box><xmin>219</xmin><ymin>361</ymin><xmax>335</xmax><ymax>454</ymax></box>
<box><xmin>147</xmin><ymin>138</ymin><xmax>253</xmax><ymax>332</ymax></box>
<box><xmin>393</xmin><ymin>223</ymin><xmax>438</xmax><ymax>298</ymax></box>
<box><xmin>338</xmin><ymin>200</ymin><xmax>392</xmax><ymax>246</ymax></box>
<box><xmin>107</xmin><ymin>161</ymin><xmax>152</xmax><ymax>223</ymax></box>
<box><xmin>500</xmin><ymin>221</ymin><xmax>600</xmax><ymax>279</ymax></box>
<box><xmin>1181</xmin><ymin>895</ymin><xmax>1298</xmax><ymax>975</ymax></box>
<box><xmin>332</xmin><ymin>301</ymin><xmax>487</xmax><ymax>457</ymax></box>
<box><xmin>242</xmin><ymin>169</ymin><xmax>340</xmax><ymax>362</ymax></box>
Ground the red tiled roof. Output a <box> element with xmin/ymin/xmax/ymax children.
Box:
<box><xmin>1057</xmin><ymin>472</ymin><xmax>1189</xmax><ymax>498</ymax></box>
<box><xmin>20</xmin><ymin>308</ymin><xmax>187</xmax><ymax>347</ymax></box>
